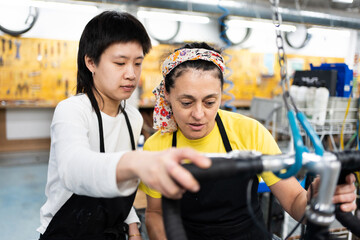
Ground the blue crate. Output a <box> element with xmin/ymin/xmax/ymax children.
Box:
<box><xmin>310</xmin><ymin>63</ymin><xmax>353</xmax><ymax>97</ymax></box>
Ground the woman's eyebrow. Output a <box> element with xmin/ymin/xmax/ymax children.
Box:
<box><xmin>112</xmin><ymin>55</ymin><xmax>144</xmax><ymax>60</ymax></box>
<box><xmin>203</xmin><ymin>93</ymin><xmax>219</xmax><ymax>99</ymax></box>
<box><xmin>177</xmin><ymin>93</ymin><xmax>219</xmax><ymax>100</ymax></box>
<box><xmin>177</xmin><ymin>94</ymin><xmax>195</xmax><ymax>100</ymax></box>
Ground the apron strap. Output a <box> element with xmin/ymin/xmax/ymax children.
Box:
<box><xmin>172</xmin><ymin>112</ymin><xmax>232</xmax><ymax>152</ymax></box>
<box><xmin>122</xmin><ymin>110</ymin><xmax>135</xmax><ymax>150</ymax></box>
<box><xmin>89</xmin><ymin>93</ymin><xmax>106</xmax><ymax>152</ymax></box>
<box><xmin>172</xmin><ymin>130</ymin><xmax>177</xmax><ymax>147</ymax></box>
<box><xmin>92</xmin><ymin>100</ymin><xmax>136</xmax><ymax>152</ymax></box>
<box><xmin>215</xmin><ymin>113</ymin><xmax>232</xmax><ymax>152</ymax></box>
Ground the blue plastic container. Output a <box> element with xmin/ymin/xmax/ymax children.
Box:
<box><xmin>310</xmin><ymin>63</ymin><xmax>353</xmax><ymax>97</ymax></box>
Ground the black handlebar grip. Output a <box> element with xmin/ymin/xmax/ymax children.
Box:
<box><xmin>182</xmin><ymin>156</ymin><xmax>263</xmax><ymax>181</ymax></box>
<box><xmin>332</xmin><ymin>150</ymin><xmax>360</xmax><ymax>184</ymax></box>
<box><xmin>332</xmin><ymin>150</ymin><xmax>360</xmax><ymax>171</ymax></box>
<box><xmin>332</xmin><ymin>150</ymin><xmax>360</xmax><ymax>238</ymax></box>
<box><xmin>335</xmin><ymin>205</ymin><xmax>360</xmax><ymax>238</ymax></box>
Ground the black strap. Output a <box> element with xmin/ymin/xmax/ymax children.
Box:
<box><xmin>215</xmin><ymin>113</ymin><xmax>232</xmax><ymax>152</ymax></box>
<box><xmin>88</xmin><ymin>93</ymin><xmax>105</xmax><ymax>153</ymax></box>
<box><xmin>123</xmin><ymin>110</ymin><xmax>135</xmax><ymax>151</ymax></box>
<box><xmin>172</xmin><ymin>130</ymin><xmax>177</xmax><ymax>147</ymax></box>
<box><xmin>172</xmin><ymin>112</ymin><xmax>232</xmax><ymax>153</ymax></box>
<box><xmin>90</xmin><ymin>96</ymin><xmax>135</xmax><ymax>152</ymax></box>
<box><xmin>94</xmin><ymin>108</ymin><xmax>106</xmax><ymax>153</ymax></box>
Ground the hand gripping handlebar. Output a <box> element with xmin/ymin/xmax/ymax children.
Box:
<box><xmin>162</xmin><ymin>150</ymin><xmax>360</xmax><ymax>240</ymax></box>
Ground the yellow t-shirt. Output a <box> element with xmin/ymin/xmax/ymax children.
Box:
<box><xmin>139</xmin><ymin>109</ymin><xmax>281</xmax><ymax>198</ymax></box>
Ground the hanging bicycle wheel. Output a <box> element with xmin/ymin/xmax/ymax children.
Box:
<box><xmin>0</xmin><ymin>5</ymin><xmax>39</xmax><ymax>37</ymax></box>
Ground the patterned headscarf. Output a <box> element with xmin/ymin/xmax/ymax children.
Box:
<box><xmin>153</xmin><ymin>48</ymin><xmax>226</xmax><ymax>133</ymax></box>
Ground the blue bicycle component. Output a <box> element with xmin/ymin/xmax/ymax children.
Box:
<box><xmin>296</xmin><ymin>112</ymin><xmax>324</xmax><ymax>156</ymax></box>
<box><xmin>276</xmin><ymin>110</ymin><xmax>308</xmax><ymax>178</ymax></box>
<box><xmin>275</xmin><ymin>106</ymin><xmax>326</xmax><ymax>179</ymax></box>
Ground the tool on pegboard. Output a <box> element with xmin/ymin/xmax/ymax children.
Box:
<box><xmin>0</xmin><ymin>38</ymin><xmax>5</xmax><ymax>66</ymax></box>
<box><xmin>218</xmin><ymin>1</ymin><xmax>236</xmax><ymax>112</ymax></box>
<box><xmin>15</xmin><ymin>40</ymin><xmax>21</xmax><ymax>60</ymax></box>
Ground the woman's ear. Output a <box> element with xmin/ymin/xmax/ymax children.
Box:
<box><xmin>84</xmin><ymin>55</ymin><xmax>96</xmax><ymax>73</ymax></box>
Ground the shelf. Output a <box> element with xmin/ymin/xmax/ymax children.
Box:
<box><xmin>0</xmin><ymin>101</ymin><xmax>56</xmax><ymax>109</ymax></box>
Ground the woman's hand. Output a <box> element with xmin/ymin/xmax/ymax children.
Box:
<box><xmin>135</xmin><ymin>148</ymin><xmax>211</xmax><ymax>199</ymax></box>
<box><xmin>118</xmin><ymin>148</ymin><xmax>211</xmax><ymax>199</ymax></box>
<box><xmin>307</xmin><ymin>173</ymin><xmax>357</xmax><ymax>212</ymax></box>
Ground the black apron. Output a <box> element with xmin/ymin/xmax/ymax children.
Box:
<box><xmin>40</xmin><ymin>106</ymin><xmax>136</xmax><ymax>240</ymax></box>
<box><xmin>172</xmin><ymin>113</ymin><xmax>267</xmax><ymax>240</ymax></box>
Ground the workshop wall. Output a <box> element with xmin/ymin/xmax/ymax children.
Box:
<box><xmin>0</xmin><ymin>4</ymin><xmax>359</xmax><ymax>152</ymax></box>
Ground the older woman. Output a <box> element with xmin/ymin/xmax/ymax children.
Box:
<box><xmin>139</xmin><ymin>42</ymin><xmax>357</xmax><ymax>240</ymax></box>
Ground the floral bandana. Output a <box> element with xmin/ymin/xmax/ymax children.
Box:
<box><xmin>153</xmin><ymin>48</ymin><xmax>226</xmax><ymax>133</ymax></box>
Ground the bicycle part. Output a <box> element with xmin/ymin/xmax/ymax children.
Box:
<box><xmin>296</xmin><ymin>112</ymin><xmax>324</xmax><ymax>156</ymax></box>
<box><xmin>268</xmin><ymin>0</ymin><xmax>325</xmax><ymax>180</ymax></box>
<box><xmin>284</xmin><ymin>31</ymin><xmax>311</xmax><ymax>50</ymax></box>
<box><xmin>219</xmin><ymin>17</ymin><xmax>252</xmax><ymax>46</ymax></box>
<box><xmin>331</xmin><ymin>150</ymin><xmax>360</xmax><ymax>238</ymax></box>
<box><xmin>0</xmin><ymin>6</ymin><xmax>39</xmax><ymax>37</ymax></box>
<box><xmin>285</xmin><ymin>214</ymin><xmax>305</xmax><ymax>239</ymax></box>
<box><xmin>162</xmin><ymin>151</ymin><xmax>264</xmax><ymax>240</ymax></box>
<box><xmin>333</xmin><ymin>150</ymin><xmax>360</xmax><ymax>172</ymax></box>
<box><xmin>268</xmin><ymin>0</ymin><xmax>325</xmax><ymax>181</ymax></box>
<box><xmin>305</xmin><ymin>152</ymin><xmax>340</xmax><ymax>227</ymax></box>
<box><xmin>275</xmin><ymin>110</ymin><xmax>307</xmax><ymax>178</ymax></box>
<box><xmin>183</xmin><ymin>151</ymin><xmax>263</xmax><ymax>180</ymax></box>
<box><xmin>335</xmin><ymin>205</ymin><xmax>360</xmax><ymax>238</ymax></box>
<box><xmin>303</xmin><ymin>222</ymin><xmax>331</xmax><ymax>240</ymax></box>
<box><xmin>144</xmin><ymin>19</ymin><xmax>180</xmax><ymax>44</ymax></box>
<box><xmin>162</xmin><ymin>150</ymin><xmax>360</xmax><ymax>240</ymax></box>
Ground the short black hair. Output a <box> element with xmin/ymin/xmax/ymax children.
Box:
<box><xmin>164</xmin><ymin>42</ymin><xmax>224</xmax><ymax>93</ymax></box>
<box><xmin>76</xmin><ymin>11</ymin><xmax>151</xmax><ymax>110</ymax></box>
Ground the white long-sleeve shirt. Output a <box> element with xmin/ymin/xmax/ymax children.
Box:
<box><xmin>37</xmin><ymin>94</ymin><xmax>143</xmax><ymax>234</ymax></box>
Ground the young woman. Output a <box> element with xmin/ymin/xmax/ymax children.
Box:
<box><xmin>37</xmin><ymin>12</ymin><xmax>210</xmax><ymax>240</ymax></box>
<box><xmin>139</xmin><ymin>42</ymin><xmax>357</xmax><ymax>240</ymax></box>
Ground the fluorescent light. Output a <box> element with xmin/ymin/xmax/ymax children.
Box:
<box><xmin>0</xmin><ymin>0</ymin><xmax>31</xmax><ymax>7</ymax></box>
<box><xmin>332</xmin><ymin>0</ymin><xmax>353</xmax><ymax>3</ymax></box>
<box><xmin>137</xmin><ymin>10</ymin><xmax>210</xmax><ymax>24</ymax></box>
<box><xmin>308</xmin><ymin>27</ymin><xmax>351</xmax><ymax>37</ymax></box>
<box><xmin>227</xmin><ymin>19</ymin><xmax>296</xmax><ymax>32</ymax></box>
<box><xmin>30</xmin><ymin>0</ymin><xmax>98</xmax><ymax>13</ymax></box>
<box><xmin>0</xmin><ymin>0</ymin><xmax>98</xmax><ymax>13</ymax></box>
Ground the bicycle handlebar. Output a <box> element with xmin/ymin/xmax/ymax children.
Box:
<box><xmin>162</xmin><ymin>150</ymin><xmax>360</xmax><ymax>240</ymax></box>
<box><xmin>333</xmin><ymin>150</ymin><xmax>360</xmax><ymax>172</ymax></box>
<box><xmin>182</xmin><ymin>151</ymin><xmax>264</xmax><ymax>180</ymax></box>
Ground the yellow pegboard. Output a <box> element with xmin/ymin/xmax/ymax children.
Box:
<box><xmin>0</xmin><ymin>35</ymin><xmax>78</xmax><ymax>106</ymax></box>
<box><xmin>0</xmin><ymin>38</ymin><xmax>346</xmax><ymax>108</ymax></box>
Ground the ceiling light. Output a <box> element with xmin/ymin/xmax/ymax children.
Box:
<box><xmin>332</xmin><ymin>0</ymin><xmax>353</xmax><ymax>3</ymax></box>
<box><xmin>137</xmin><ymin>10</ymin><xmax>210</xmax><ymax>24</ymax></box>
<box><xmin>0</xmin><ymin>0</ymin><xmax>30</xmax><ymax>7</ymax></box>
<box><xmin>30</xmin><ymin>0</ymin><xmax>98</xmax><ymax>13</ymax></box>
<box><xmin>227</xmin><ymin>19</ymin><xmax>296</xmax><ymax>32</ymax></box>
<box><xmin>307</xmin><ymin>26</ymin><xmax>351</xmax><ymax>37</ymax></box>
